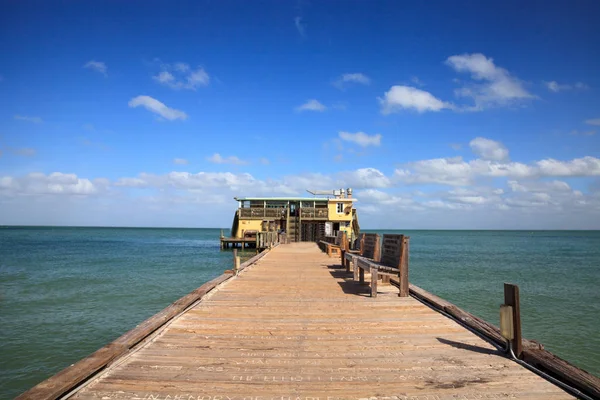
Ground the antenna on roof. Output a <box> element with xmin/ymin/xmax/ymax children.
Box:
<box><xmin>306</xmin><ymin>189</ymin><xmax>335</xmax><ymax>196</ymax></box>
<box><xmin>306</xmin><ymin>189</ymin><xmax>352</xmax><ymax>199</ymax></box>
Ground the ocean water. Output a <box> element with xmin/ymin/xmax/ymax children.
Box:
<box><xmin>0</xmin><ymin>228</ymin><xmax>599</xmax><ymax>399</ymax></box>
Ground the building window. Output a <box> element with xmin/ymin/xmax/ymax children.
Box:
<box><xmin>336</xmin><ymin>202</ymin><xmax>344</xmax><ymax>213</ymax></box>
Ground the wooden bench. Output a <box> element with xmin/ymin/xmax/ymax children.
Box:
<box><xmin>318</xmin><ymin>231</ymin><xmax>344</xmax><ymax>257</ymax></box>
<box><xmin>353</xmin><ymin>234</ymin><xmax>409</xmax><ymax>298</ymax></box>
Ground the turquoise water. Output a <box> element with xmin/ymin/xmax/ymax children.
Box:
<box><xmin>0</xmin><ymin>228</ymin><xmax>599</xmax><ymax>399</ymax></box>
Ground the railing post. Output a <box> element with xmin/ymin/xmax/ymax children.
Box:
<box><xmin>504</xmin><ymin>283</ymin><xmax>522</xmax><ymax>358</ymax></box>
<box><xmin>233</xmin><ymin>249</ymin><xmax>240</xmax><ymax>275</ymax></box>
<box><xmin>373</xmin><ymin>234</ymin><xmax>381</xmax><ymax>262</ymax></box>
<box><xmin>340</xmin><ymin>231</ymin><xmax>348</xmax><ymax>265</ymax></box>
<box><xmin>399</xmin><ymin>235</ymin><xmax>409</xmax><ymax>297</ymax></box>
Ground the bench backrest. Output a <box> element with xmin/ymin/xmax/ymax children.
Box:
<box><xmin>380</xmin><ymin>234</ymin><xmax>406</xmax><ymax>268</ymax></box>
<box><xmin>360</xmin><ymin>233</ymin><xmax>381</xmax><ymax>261</ymax></box>
<box><xmin>334</xmin><ymin>231</ymin><xmax>344</xmax><ymax>246</ymax></box>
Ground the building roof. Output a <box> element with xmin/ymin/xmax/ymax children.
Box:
<box><xmin>234</xmin><ymin>197</ymin><xmax>355</xmax><ymax>202</ymax></box>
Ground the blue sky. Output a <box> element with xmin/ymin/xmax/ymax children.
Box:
<box><xmin>1</xmin><ymin>0</ymin><xmax>599</xmax><ymax>228</ymax></box>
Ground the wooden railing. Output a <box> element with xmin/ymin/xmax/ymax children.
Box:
<box><xmin>238</xmin><ymin>207</ymin><xmax>328</xmax><ymax>220</ymax></box>
<box><xmin>328</xmin><ymin>232</ymin><xmax>600</xmax><ymax>399</ymax></box>
<box><xmin>256</xmin><ymin>231</ymin><xmax>280</xmax><ymax>248</ymax></box>
<box><xmin>300</xmin><ymin>207</ymin><xmax>328</xmax><ymax>219</ymax></box>
<box><xmin>239</xmin><ymin>208</ymin><xmax>286</xmax><ymax>219</ymax></box>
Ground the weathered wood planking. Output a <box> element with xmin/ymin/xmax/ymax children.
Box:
<box><xmin>380</xmin><ymin>233</ymin><xmax>403</xmax><ymax>267</ymax></box>
<box><xmin>360</xmin><ymin>233</ymin><xmax>380</xmax><ymax>261</ymax></box>
<box><xmin>64</xmin><ymin>243</ymin><xmax>573</xmax><ymax>400</ymax></box>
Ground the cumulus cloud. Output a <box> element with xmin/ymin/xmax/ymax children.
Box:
<box><xmin>446</xmin><ymin>53</ymin><xmax>533</xmax><ymax>110</ymax></box>
<box><xmin>128</xmin><ymin>95</ymin><xmax>187</xmax><ymax>121</ymax></box>
<box><xmin>379</xmin><ymin>85</ymin><xmax>452</xmax><ymax>114</ymax></box>
<box><xmin>153</xmin><ymin>62</ymin><xmax>210</xmax><ymax>90</ymax></box>
<box><xmin>394</xmin><ymin>154</ymin><xmax>600</xmax><ymax>186</ymax></box>
<box><xmin>469</xmin><ymin>137</ymin><xmax>509</xmax><ymax>161</ymax></box>
<box><xmin>14</xmin><ymin>115</ymin><xmax>43</xmax><ymax>123</ymax></box>
<box><xmin>84</xmin><ymin>60</ymin><xmax>107</xmax><ymax>76</ymax></box>
<box><xmin>207</xmin><ymin>153</ymin><xmax>247</xmax><ymax>165</ymax></box>
<box><xmin>338</xmin><ymin>131</ymin><xmax>381</xmax><ymax>147</ymax></box>
<box><xmin>295</xmin><ymin>99</ymin><xmax>327</xmax><ymax>112</ymax></box>
<box><xmin>0</xmin><ymin>172</ymin><xmax>101</xmax><ymax>196</ymax></box>
<box><xmin>337</xmin><ymin>168</ymin><xmax>391</xmax><ymax>189</ymax></box>
<box><xmin>2</xmin><ymin>164</ymin><xmax>599</xmax><ymax>228</ymax></box>
<box><xmin>173</xmin><ymin>158</ymin><xmax>189</xmax><ymax>165</ymax></box>
<box><xmin>544</xmin><ymin>81</ymin><xmax>588</xmax><ymax>92</ymax></box>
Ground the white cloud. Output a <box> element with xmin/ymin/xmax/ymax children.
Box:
<box><xmin>153</xmin><ymin>62</ymin><xmax>210</xmax><ymax>90</ymax></box>
<box><xmin>585</xmin><ymin>118</ymin><xmax>600</xmax><ymax>126</ymax></box>
<box><xmin>294</xmin><ymin>16</ymin><xmax>306</xmax><ymax>37</ymax></box>
<box><xmin>536</xmin><ymin>156</ymin><xmax>600</xmax><ymax>177</ymax></box>
<box><xmin>207</xmin><ymin>153</ymin><xmax>247</xmax><ymax>165</ymax></box>
<box><xmin>84</xmin><ymin>60</ymin><xmax>107</xmax><ymax>76</ymax></box>
<box><xmin>446</xmin><ymin>53</ymin><xmax>533</xmax><ymax>110</ymax></box>
<box><xmin>0</xmin><ymin>172</ymin><xmax>101</xmax><ymax>196</ymax></box>
<box><xmin>337</xmin><ymin>168</ymin><xmax>391</xmax><ymax>189</ymax></box>
<box><xmin>338</xmin><ymin>131</ymin><xmax>381</xmax><ymax>147</ymax></box>
<box><xmin>2</xmin><ymin>165</ymin><xmax>599</xmax><ymax>228</ymax></box>
<box><xmin>334</xmin><ymin>73</ymin><xmax>371</xmax><ymax>88</ymax></box>
<box><xmin>379</xmin><ymin>85</ymin><xmax>452</xmax><ymax>114</ymax></box>
<box><xmin>507</xmin><ymin>180</ymin><xmax>571</xmax><ymax>193</ymax></box>
<box><xmin>469</xmin><ymin>137</ymin><xmax>509</xmax><ymax>161</ymax></box>
<box><xmin>544</xmin><ymin>81</ymin><xmax>589</xmax><ymax>92</ymax></box>
<box><xmin>296</xmin><ymin>99</ymin><xmax>326</xmax><ymax>112</ymax></box>
<box><xmin>173</xmin><ymin>158</ymin><xmax>189</xmax><ymax>165</ymax></box>
<box><xmin>395</xmin><ymin>154</ymin><xmax>600</xmax><ymax>186</ymax></box>
<box><xmin>114</xmin><ymin>177</ymin><xmax>147</xmax><ymax>188</ymax></box>
<box><xmin>128</xmin><ymin>95</ymin><xmax>187</xmax><ymax>121</ymax></box>
<box><xmin>14</xmin><ymin>115</ymin><xmax>43</xmax><ymax>123</ymax></box>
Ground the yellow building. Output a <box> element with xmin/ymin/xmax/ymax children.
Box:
<box><xmin>229</xmin><ymin>188</ymin><xmax>359</xmax><ymax>243</ymax></box>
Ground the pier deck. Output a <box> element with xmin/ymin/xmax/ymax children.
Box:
<box><xmin>71</xmin><ymin>243</ymin><xmax>572</xmax><ymax>400</ymax></box>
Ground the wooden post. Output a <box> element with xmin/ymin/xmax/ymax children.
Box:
<box><xmin>233</xmin><ymin>248</ymin><xmax>238</xmax><ymax>274</ymax></box>
<box><xmin>340</xmin><ymin>231</ymin><xmax>347</xmax><ymax>265</ymax></box>
<box><xmin>358</xmin><ymin>234</ymin><xmax>365</xmax><ymax>255</ymax></box>
<box><xmin>504</xmin><ymin>283</ymin><xmax>522</xmax><ymax>358</ymax></box>
<box><xmin>399</xmin><ymin>235</ymin><xmax>410</xmax><ymax>297</ymax></box>
<box><xmin>220</xmin><ymin>229</ymin><xmax>224</xmax><ymax>238</ymax></box>
<box><xmin>373</xmin><ymin>234</ymin><xmax>381</xmax><ymax>262</ymax></box>
<box><xmin>359</xmin><ymin>267</ymin><xmax>364</xmax><ymax>283</ymax></box>
<box><xmin>353</xmin><ymin>258</ymin><xmax>359</xmax><ymax>281</ymax></box>
<box><xmin>370</xmin><ymin>267</ymin><xmax>378</xmax><ymax>298</ymax></box>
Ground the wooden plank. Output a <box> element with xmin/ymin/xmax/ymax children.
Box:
<box><xmin>381</xmin><ymin>233</ymin><xmax>403</xmax><ymax>268</ymax></box>
<box><xmin>522</xmin><ymin>348</ymin><xmax>600</xmax><ymax>399</ymax></box>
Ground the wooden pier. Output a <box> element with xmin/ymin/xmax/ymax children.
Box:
<box><xmin>19</xmin><ymin>241</ymin><xmax>600</xmax><ymax>400</ymax></box>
